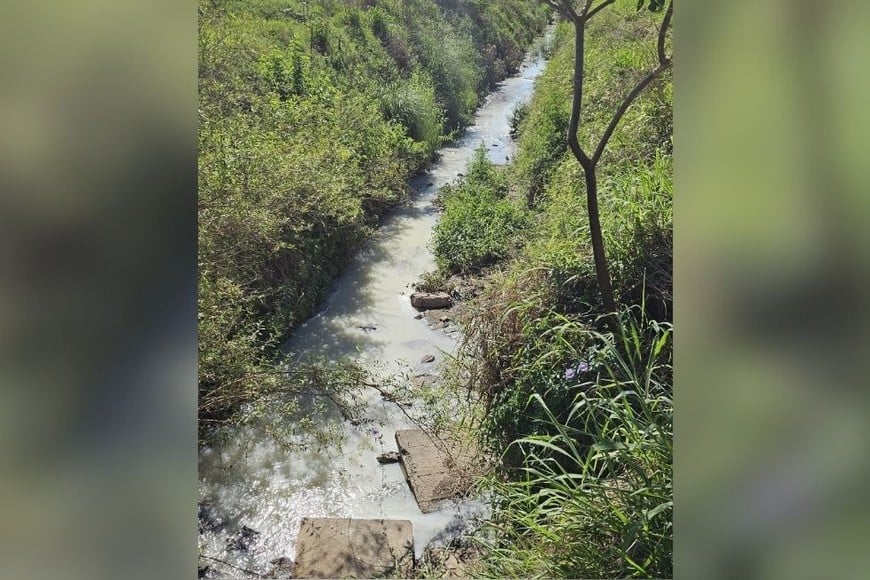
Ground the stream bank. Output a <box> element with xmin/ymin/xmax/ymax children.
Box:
<box><xmin>198</xmin><ymin>28</ymin><xmax>554</xmax><ymax>579</ymax></box>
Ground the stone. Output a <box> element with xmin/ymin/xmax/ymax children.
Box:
<box><xmin>377</xmin><ymin>451</ymin><xmax>402</xmax><ymax>464</ymax></box>
<box><xmin>421</xmin><ymin>354</ymin><xmax>436</xmax><ymax>363</ymax></box>
<box><xmin>226</xmin><ymin>525</ymin><xmax>260</xmax><ymax>552</ymax></box>
<box><xmin>395</xmin><ymin>430</ymin><xmax>485</xmax><ymax>513</ymax></box>
<box><xmin>422</xmin><ymin>308</ymin><xmax>450</xmax><ymax>326</ymax></box>
<box><xmin>269</xmin><ymin>557</ymin><xmax>294</xmax><ymax>579</ymax></box>
<box><xmin>414</xmin><ymin>313</ymin><xmax>424</xmax><ymax>320</ymax></box>
<box><xmin>412</xmin><ymin>374</ymin><xmax>437</xmax><ymax>390</ymax></box>
<box><xmin>294</xmin><ymin>518</ymin><xmax>414</xmax><ymax>579</ymax></box>
<box><xmin>410</xmin><ymin>292</ymin><xmax>453</xmax><ymax>310</ymax></box>
<box><xmin>198</xmin><ymin>503</ymin><xmax>226</xmax><ymax>534</ymax></box>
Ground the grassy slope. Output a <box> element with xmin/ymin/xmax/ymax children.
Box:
<box><xmin>429</xmin><ymin>3</ymin><xmax>672</xmax><ymax>577</ymax></box>
<box><xmin>197</xmin><ymin>0</ymin><xmax>549</xmax><ymax>427</ymax></box>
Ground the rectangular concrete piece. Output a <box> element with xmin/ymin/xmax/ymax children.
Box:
<box><xmin>294</xmin><ymin>518</ymin><xmax>414</xmax><ymax>579</ymax></box>
<box><xmin>395</xmin><ymin>429</ymin><xmax>483</xmax><ymax>513</ymax></box>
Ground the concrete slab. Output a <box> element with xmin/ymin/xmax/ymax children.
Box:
<box><xmin>395</xmin><ymin>429</ymin><xmax>483</xmax><ymax>513</ymax></box>
<box><xmin>294</xmin><ymin>518</ymin><xmax>414</xmax><ymax>579</ymax></box>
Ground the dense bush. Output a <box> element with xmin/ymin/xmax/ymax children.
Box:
<box><xmin>432</xmin><ymin>146</ymin><xmax>527</xmax><ymax>273</ymax></box>
<box><xmin>198</xmin><ymin>0</ymin><xmax>549</xmax><ymax>429</ymax></box>
<box><xmin>377</xmin><ymin>72</ymin><xmax>443</xmax><ymax>150</ymax></box>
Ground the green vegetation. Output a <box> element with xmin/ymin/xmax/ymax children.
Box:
<box><xmin>197</xmin><ymin>0</ymin><xmax>549</xmax><ymax>431</ymax></box>
<box><xmin>480</xmin><ymin>312</ymin><xmax>672</xmax><ymax>578</ymax></box>
<box><xmin>199</xmin><ymin>0</ymin><xmax>672</xmax><ymax>573</ymax></box>
<box><xmin>429</xmin><ymin>2</ymin><xmax>673</xmax><ymax>576</ymax></box>
<box><xmin>432</xmin><ymin>146</ymin><xmax>527</xmax><ymax>274</ymax></box>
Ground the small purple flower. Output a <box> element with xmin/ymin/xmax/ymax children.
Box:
<box><xmin>564</xmin><ymin>361</ymin><xmax>590</xmax><ymax>381</ymax></box>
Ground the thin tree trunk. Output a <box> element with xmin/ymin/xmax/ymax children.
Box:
<box><xmin>583</xmin><ymin>165</ymin><xmax>617</xmax><ymax>314</ymax></box>
<box><xmin>565</xmin><ymin>15</ymin><xmax>617</xmax><ymax>316</ymax></box>
<box><xmin>551</xmin><ymin>0</ymin><xmax>671</xmax><ymax>321</ymax></box>
<box><xmin>565</xmin><ymin>15</ymin><xmax>588</xmax><ymax>168</ymax></box>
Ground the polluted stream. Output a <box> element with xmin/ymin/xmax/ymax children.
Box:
<box><xmin>198</xmin><ymin>29</ymin><xmax>553</xmax><ymax>578</ymax></box>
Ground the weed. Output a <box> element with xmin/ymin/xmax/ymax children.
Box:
<box><xmin>477</xmin><ymin>311</ymin><xmax>672</xmax><ymax>578</ymax></box>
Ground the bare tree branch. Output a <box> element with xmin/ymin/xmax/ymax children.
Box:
<box><xmin>592</xmin><ymin>1</ymin><xmax>673</xmax><ymax>164</ymax></box>
<box><xmin>585</xmin><ymin>0</ymin><xmax>616</xmax><ymax>22</ymax></box>
<box><xmin>558</xmin><ymin>0</ymin><xmax>579</xmax><ymax>22</ymax></box>
<box><xmin>592</xmin><ymin>65</ymin><xmax>668</xmax><ymax>164</ymax></box>
<box><xmin>657</xmin><ymin>0</ymin><xmax>674</xmax><ymax>65</ymax></box>
<box><xmin>556</xmin><ymin>0</ymin><xmax>616</xmax><ymax>316</ymax></box>
<box><xmin>541</xmin><ymin>0</ymin><xmax>565</xmax><ymax>15</ymax></box>
<box><xmin>565</xmin><ymin>12</ymin><xmax>591</xmax><ymax>169</ymax></box>
<box><xmin>199</xmin><ymin>555</ymin><xmax>265</xmax><ymax>578</ymax></box>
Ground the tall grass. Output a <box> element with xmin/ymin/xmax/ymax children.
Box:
<box><xmin>477</xmin><ymin>310</ymin><xmax>672</xmax><ymax>578</ymax></box>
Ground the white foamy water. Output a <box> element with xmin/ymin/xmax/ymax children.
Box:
<box><xmin>198</xmin><ymin>29</ymin><xmax>552</xmax><ymax>577</ymax></box>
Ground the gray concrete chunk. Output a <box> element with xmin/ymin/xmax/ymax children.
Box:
<box><xmin>395</xmin><ymin>430</ymin><xmax>483</xmax><ymax>513</ymax></box>
<box><xmin>294</xmin><ymin>518</ymin><xmax>414</xmax><ymax>579</ymax></box>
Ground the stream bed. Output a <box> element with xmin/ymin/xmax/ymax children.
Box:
<box><xmin>198</xmin><ymin>28</ymin><xmax>552</xmax><ymax>578</ymax></box>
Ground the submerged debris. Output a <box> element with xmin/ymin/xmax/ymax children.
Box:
<box><xmin>377</xmin><ymin>451</ymin><xmax>402</xmax><ymax>464</ymax></box>
<box><xmin>226</xmin><ymin>525</ymin><xmax>260</xmax><ymax>552</ymax></box>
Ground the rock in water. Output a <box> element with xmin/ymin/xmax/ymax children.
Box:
<box><xmin>269</xmin><ymin>556</ymin><xmax>294</xmax><ymax>578</ymax></box>
<box><xmin>421</xmin><ymin>354</ymin><xmax>436</xmax><ymax>363</ymax></box>
<box><xmin>226</xmin><ymin>525</ymin><xmax>260</xmax><ymax>552</ymax></box>
<box><xmin>410</xmin><ymin>292</ymin><xmax>452</xmax><ymax>310</ymax></box>
<box><xmin>377</xmin><ymin>451</ymin><xmax>402</xmax><ymax>464</ymax></box>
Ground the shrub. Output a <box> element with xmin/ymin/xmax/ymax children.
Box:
<box><xmin>415</xmin><ymin>26</ymin><xmax>481</xmax><ymax>130</ymax></box>
<box><xmin>509</xmin><ymin>101</ymin><xmax>528</xmax><ymax>138</ymax></box>
<box><xmin>432</xmin><ymin>147</ymin><xmax>526</xmax><ymax>273</ymax></box>
<box><xmin>378</xmin><ymin>72</ymin><xmax>444</xmax><ymax>154</ymax></box>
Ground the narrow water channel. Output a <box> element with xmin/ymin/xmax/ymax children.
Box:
<box><xmin>198</xmin><ymin>29</ymin><xmax>553</xmax><ymax>577</ymax></box>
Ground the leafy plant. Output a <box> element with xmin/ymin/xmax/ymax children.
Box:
<box><xmin>432</xmin><ymin>146</ymin><xmax>527</xmax><ymax>273</ymax></box>
<box><xmin>509</xmin><ymin>101</ymin><xmax>529</xmax><ymax>138</ymax></box>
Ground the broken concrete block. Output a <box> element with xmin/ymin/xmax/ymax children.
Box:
<box><xmin>294</xmin><ymin>518</ymin><xmax>414</xmax><ymax>579</ymax></box>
